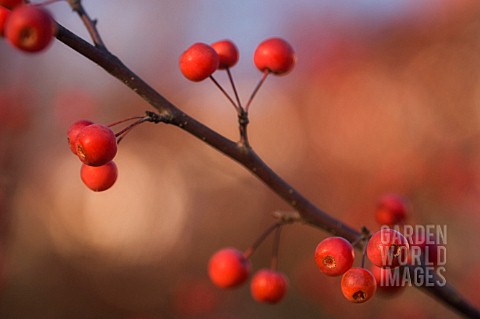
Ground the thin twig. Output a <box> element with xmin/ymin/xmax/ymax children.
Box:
<box><xmin>67</xmin><ymin>0</ymin><xmax>106</xmax><ymax>49</ymax></box>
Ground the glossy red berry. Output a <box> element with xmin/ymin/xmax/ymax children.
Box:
<box><xmin>250</xmin><ymin>269</ymin><xmax>288</xmax><ymax>304</ymax></box>
<box><xmin>0</xmin><ymin>6</ymin><xmax>10</xmax><ymax>36</ymax></box>
<box><xmin>314</xmin><ymin>237</ymin><xmax>354</xmax><ymax>276</ymax></box>
<box><xmin>211</xmin><ymin>39</ymin><xmax>239</xmax><ymax>69</ymax></box>
<box><xmin>67</xmin><ymin>119</ymin><xmax>94</xmax><ymax>155</ymax></box>
<box><xmin>80</xmin><ymin>161</ymin><xmax>118</xmax><ymax>192</ymax></box>
<box><xmin>341</xmin><ymin>268</ymin><xmax>377</xmax><ymax>303</ymax></box>
<box><xmin>208</xmin><ymin>247</ymin><xmax>251</xmax><ymax>289</ymax></box>
<box><xmin>5</xmin><ymin>5</ymin><xmax>56</xmax><ymax>53</ymax></box>
<box><xmin>0</xmin><ymin>0</ymin><xmax>23</xmax><ymax>9</ymax></box>
<box><xmin>367</xmin><ymin>228</ymin><xmax>409</xmax><ymax>268</ymax></box>
<box><xmin>375</xmin><ymin>194</ymin><xmax>408</xmax><ymax>226</ymax></box>
<box><xmin>75</xmin><ymin>124</ymin><xmax>117</xmax><ymax>167</ymax></box>
<box><xmin>179</xmin><ymin>42</ymin><xmax>219</xmax><ymax>82</ymax></box>
<box><xmin>253</xmin><ymin>37</ymin><xmax>296</xmax><ymax>75</ymax></box>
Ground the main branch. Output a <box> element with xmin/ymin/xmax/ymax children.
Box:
<box><xmin>55</xmin><ymin>24</ymin><xmax>480</xmax><ymax>318</ymax></box>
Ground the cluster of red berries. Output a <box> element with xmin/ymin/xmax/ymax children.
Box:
<box><xmin>313</xmin><ymin>194</ymin><xmax>411</xmax><ymax>303</ymax></box>
<box><xmin>179</xmin><ymin>37</ymin><xmax>295</xmax><ymax>115</ymax></box>
<box><xmin>0</xmin><ymin>1</ymin><xmax>56</xmax><ymax>53</ymax></box>
<box><xmin>67</xmin><ymin>120</ymin><xmax>118</xmax><ymax>192</ymax></box>
<box><xmin>207</xmin><ymin>222</ymin><xmax>289</xmax><ymax>304</ymax></box>
<box><xmin>314</xmin><ymin>229</ymin><xmax>409</xmax><ymax>303</ymax></box>
<box><xmin>179</xmin><ymin>37</ymin><xmax>295</xmax><ymax>81</ymax></box>
<box><xmin>208</xmin><ymin>247</ymin><xmax>288</xmax><ymax>304</ymax></box>
<box><xmin>179</xmin><ymin>38</ymin><xmax>296</xmax><ymax>304</ymax></box>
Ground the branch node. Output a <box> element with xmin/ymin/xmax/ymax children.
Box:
<box><xmin>145</xmin><ymin>111</ymin><xmax>168</xmax><ymax>124</ymax></box>
<box><xmin>272</xmin><ymin>210</ymin><xmax>302</xmax><ymax>224</ymax></box>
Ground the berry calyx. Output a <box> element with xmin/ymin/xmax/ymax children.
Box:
<box><xmin>314</xmin><ymin>237</ymin><xmax>354</xmax><ymax>276</ymax></box>
<box><xmin>253</xmin><ymin>37</ymin><xmax>296</xmax><ymax>75</ymax></box>
<box><xmin>5</xmin><ymin>5</ymin><xmax>56</xmax><ymax>53</ymax></box>
<box><xmin>211</xmin><ymin>39</ymin><xmax>239</xmax><ymax>69</ymax></box>
<box><xmin>208</xmin><ymin>247</ymin><xmax>251</xmax><ymax>289</ymax></box>
<box><xmin>375</xmin><ymin>194</ymin><xmax>408</xmax><ymax>227</ymax></box>
<box><xmin>250</xmin><ymin>269</ymin><xmax>288</xmax><ymax>304</ymax></box>
<box><xmin>179</xmin><ymin>42</ymin><xmax>219</xmax><ymax>82</ymax></box>
<box><xmin>367</xmin><ymin>228</ymin><xmax>409</xmax><ymax>268</ymax></box>
<box><xmin>80</xmin><ymin>161</ymin><xmax>118</xmax><ymax>192</ymax></box>
<box><xmin>341</xmin><ymin>268</ymin><xmax>377</xmax><ymax>303</ymax></box>
<box><xmin>75</xmin><ymin>123</ymin><xmax>117</xmax><ymax>167</ymax></box>
<box><xmin>67</xmin><ymin>119</ymin><xmax>94</xmax><ymax>155</ymax></box>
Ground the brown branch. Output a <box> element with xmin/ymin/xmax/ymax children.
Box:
<box><xmin>66</xmin><ymin>0</ymin><xmax>106</xmax><ymax>49</ymax></box>
<box><xmin>54</xmin><ymin>23</ymin><xmax>480</xmax><ymax>319</ymax></box>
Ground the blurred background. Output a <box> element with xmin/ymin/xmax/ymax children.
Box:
<box><xmin>1</xmin><ymin>0</ymin><xmax>480</xmax><ymax>318</ymax></box>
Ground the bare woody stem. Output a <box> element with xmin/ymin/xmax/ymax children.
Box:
<box><xmin>66</xmin><ymin>0</ymin><xmax>106</xmax><ymax>49</ymax></box>
<box><xmin>54</xmin><ymin>22</ymin><xmax>480</xmax><ymax>319</ymax></box>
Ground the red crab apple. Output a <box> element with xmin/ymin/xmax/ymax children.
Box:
<box><xmin>179</xmin><ymin>42</ymin><xmax>219</xmax><ymax>81</ymax></box>
<box><xmin>314</xmin><ymin>236</ymin><xmax>354</xmax><ymax>276</ymax></box>
<box><xmin>74</xmin><ymin>123</ymin><xmax>117</xmax><ymax>167</ymax></box>
<box><xmin>341</xmin><ymin>267</ymin><xmax>377</xmax><ymax>303</ymax></box>
<box><xmin>211</xmin><ymin>39</ymin><xmax>239</xmax><ymax>69</ymax></box>
<box><xmin>80</xmin><ymin>161</ymin><xmax>118</xmax><ymax>192</ymax></box>
<box><xmin>253</xmin><ymin>37</ymin><xmax>296</xmax><ymax>75</ymax></box>
<box><xmin>5</xmin><ymin>5</ymin><xmax>56</xmax><ymax>53</ymax></box>
<box><xmin>67</xmin><ymin>119</ymin><xmax>94</xmax><ymax>155</ymax></box>
<box><xmin>208</xmin><ymin>247</ymin><xmax>251</xmax><ymax>288</ymax></box>
<box><xmin>250</xmin><ymin>269</ymin><xmax>288</xmax><ymax>304</ymax></box>
<box><xmin>367</xmin><ymin>228</ymin><xmax>409</xmax><ymax>268</ymax></box>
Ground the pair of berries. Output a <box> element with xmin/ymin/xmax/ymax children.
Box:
<box><xmin>179</xmin><ymin>38</ymin><xmax>296</xmax><ymax>82</ymax></box>
<box><xmin>314</xmin><ymin>236</ymin><xmax>376</xmax><ymax>303</ymax></box>
<box><xmin>67</xmin><ymin>120</ymin><xmax>118</xmax><ymax>192</ymax></box>
<box><xmin>207</xmin><ymin>247</ymin><xmax>288</xmax><ymax>304</ymax></box>
<box><xmin>0</xmin><ymin>2</ymin><xmax>56</xmax><ymax>53</ymax></box>
<box><xmin>314</xmin><ymin>228</ymin><xmax>410</xmax><ymax>303</ymax></box>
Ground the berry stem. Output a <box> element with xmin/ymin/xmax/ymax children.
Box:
<box><xmin>107</xmin><ymin>116</ymin><xmax>145</xmax><ymax>128</ymax></box>
<box><xmin>209</xmin><ymin>75</ymin><xmax>240</xmax><ymax>112</ymax></box>
<box><xmin>245</xmin><ymin>70</ymin><xmax>269</xmax><ymax>112</ymax></box>
<box><xmin>270</xmin><ymin>224</ymin><xmax>283</xmax><ymax>271</ymax></box>
<box><xmin>243</xmin><ymin>221</ymin><xmax>281</xmax><ymax>259</ymax></box>
<box><xmin>114</xmin><ymin>117</ymin><xmax>149</xmax><ymax>144</ymax></box>
<box><xmin>361</xmin><ymin>237</ymin><xmax>368</xmax><ymax>269</ymax></box>
<box><xmin>226</xmin><ymin>67</ymin><xmax>243</xmax><ymax>110</ymax></box>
